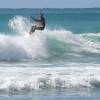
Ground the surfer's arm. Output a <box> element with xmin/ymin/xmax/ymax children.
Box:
<box><xmin>30</xmin><ymin>16</ymin><xmax>41</xmax><ymax>22</ymax></box>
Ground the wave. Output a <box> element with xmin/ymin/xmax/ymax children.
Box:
<box><xmin>0</xmin><ymin>33</ymin><xmax>48</xmax><ymax>61</ymax></box>
<box><xmin>9</xmin><ymin>16</ymin><xmax>32</xmax><ymax>35</ymax></box>
<box><xmin>0</xmin><ymin>65</ymin><xmax>100</xmax><ymax>94</ymax></box>
<box><xmin>0</xmin><ymin>16</ymin><xmax>100</xmax><ymax>62</ymax></box>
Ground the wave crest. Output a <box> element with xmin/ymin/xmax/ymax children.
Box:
<box><xmin>0</xmin><ymin>16</ymin><xmax>100</xmax><ymax>62</ymax></box>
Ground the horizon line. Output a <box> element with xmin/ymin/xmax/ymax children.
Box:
<box><xmin>0</xmin><ymin>7</ymin><xmax>100</xmax><ymax>9</ymax></box>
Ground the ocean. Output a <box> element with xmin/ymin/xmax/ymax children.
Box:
<box><xmin>0</xmin><ymin>8</ymin><xmax>100</xmax><ymax>100</ymax></box>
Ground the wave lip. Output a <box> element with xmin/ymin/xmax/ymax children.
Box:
<box><xmin>9</xmin><ymin>16</ymin><xmax>32</xmax><ymax>35</ymax></box>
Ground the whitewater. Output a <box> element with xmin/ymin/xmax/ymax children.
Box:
<box><xmin>0</xmin><ymin>15</ymin><xmax>99</xmax><ymax>95</ymax></box>
<box><xmin>0</xmin><ymin>15</ymin><xmax>100</xmax><ymax>63</ymax></box>
<box><xmin>0</xmin><ymin>9</ymin><xmax>100</xmax><ymax>99</ymax></box>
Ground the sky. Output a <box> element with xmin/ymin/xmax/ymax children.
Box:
<box><xmin>0</xmin><ymin>0</ymin><xmax>100</xmax><ymax>8</ymax></box>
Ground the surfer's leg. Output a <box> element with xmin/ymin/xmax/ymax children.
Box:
<box><xmin>29</xmin><ymin>26</ymin><xmax>36</xmax><ymax>35</ymax></box>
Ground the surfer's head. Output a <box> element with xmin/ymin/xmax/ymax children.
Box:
<box><xmin>40</xmin><ymin>12</ymin><xmax>43</xmax><ymax>17</ymax></box>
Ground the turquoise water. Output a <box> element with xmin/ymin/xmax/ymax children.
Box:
<box><xmin>0</xmin><ymin>8</ymin><xmax>100</xmax><ymax>99</ymax></box>
<box><xmin>1</xmin><ymin>8</ymin><xmax>100</xmax><ymax>33</ymax></box>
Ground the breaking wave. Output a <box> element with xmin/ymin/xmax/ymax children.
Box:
<box><xmin>0</xmin><ymin>16</ymin><xmax>99</xmax><ymax>62</ymax></box>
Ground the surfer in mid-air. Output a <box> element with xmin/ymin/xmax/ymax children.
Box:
<box><xmin>29</xmin><ymin>12</ymin><xmax>45</xmax><ymax>35</ymax></box>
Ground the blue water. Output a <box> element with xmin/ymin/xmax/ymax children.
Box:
<box><xmin>0</xmin><ymin>8</ymin><xmax>100</xmax><ymax>99</ymax></box>
<box><xmin>1</xmin><ymin>8</ymin><xmax>100</xmax><ymax>33</ymax></box>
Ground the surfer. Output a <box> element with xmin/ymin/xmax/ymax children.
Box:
<box><xmin>29</xmin><ymin>12</ymin><xmax>45</xmax><ymax>34</ymax></box>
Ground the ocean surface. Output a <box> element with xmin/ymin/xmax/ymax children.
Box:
<box><xmin>0</xmin><ymin>8</ymin><xmax>100</xmax><ymax>100</ymax></box>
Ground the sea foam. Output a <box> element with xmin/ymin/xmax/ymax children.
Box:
<box><xmin>0</xmin><ymin>16</ymin><xmax>100</xmax><ymax>62</ymax></box>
